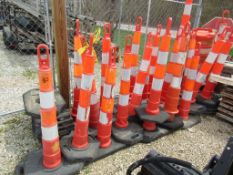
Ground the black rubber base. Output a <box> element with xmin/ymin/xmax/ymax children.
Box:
<box><xmin>23</xmin><ymin>89</ymin><xmax>66</xmax><ymax>118</ymax></box>
<box><xmin>190</xmin><ymin>103</ymin><xmax>217</xmax><ymax>115</ymax></box>
<box><xmin>112</xmin><ymin>122</ymin><xmax>144</xmax><ymax>145</ymax></box>
<box><xmin>182</xmin><ymin>115</ymin><xmax>201</xmax><ymax>129</ymax></box>
<box><xmin>15</xmin><ymin>150</ymin><xmax>84</xmax><ymax>175</ymax></box>
<box><xmin>196</xmin><ymin>93</ymin><xmax>220</xmax><ymax>109</ymax></box>
<box><xmin>158</xmin><ymin>117</ymin><xmax>184</xmax><ymax>131</ymax></box>
<box><xmin>142</xmin><ymin>127</ymin><xmax>169</xmax><ymax>143</ymax></box>
<box><xmin>61</xmin><ymin>135</ymin><xmax>99</xmax><ymax>162</ymax></box>
<box><xmin>135</xmin><ymin>104</ymin><xmax>169</xmax><ymax>124</ymax></box>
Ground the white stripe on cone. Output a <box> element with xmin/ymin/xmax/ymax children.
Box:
<box><xmin>164</xmin><ymin>73</ymin><xmax>173</xmax><ymax>83</ymax></box>
<box><xmin>187</xmin><ymin>49</ymin><xmax>195</xmax><ymax>58</ymax></box>
<box><xmin>149</xmin><ymin>66</ymin><xmax>155</xmax><ymax>75</ymax></box>
<box><xmin>81</xmin><ymin>74</ymin><xmax>94</xmax><ymax>90</ymax></box>
<box><xmin>102</xmin><ymin>52</ymin><xmax>109</xmax><ymax>64</ymax></box>
<box><xmin>196</xmin><ymin>72</ymin><xmax>207</xmax><ymax>83</ymax></box>
<box><xmin>131</xmin><ymin>66</ymin><xmax>138</xmax><ymax>76</ymax></box>
<box><xmin>131</xmin><ymin>44</ymin><xmax>140</xmax><ymax>54</ymax></box>
<box><xmin>121</xmin><ymin>68</ymin><xmax>131</xmax><ymax>81</ymax></box>
<box><xmin>152</xmin><ymin>47</ymin><xmax>158</xmax><ymax>56</ymax></box>
<box><xmin>151</xmin><ymin>78</ymin><xmax>164</xmax><ymax>90</ymax></box>
<box><xmin>119</xmin><ymin>94</ymin><xmax>129</xmax><ymax>106</ymax></box>
<box><xmin>103</xmin><ymin>83</ymin><xmax>112</xmax><ymax>98</ymax></box>
<box><xmin>183</xmin><ymin>4</ymin><xmax>192</xmax><ymax>15</ymax></box>
<box><xmin>170</xmin><ymin>53</ymin><xmax>179</xmax><ymax>63</ymax></box>
<box><xmin>39</xmin><ymin>91</ymin><xmax>55</xmax><ymax>109</ymax></box>
<box><xmin>91</xmin><ymin>93</ymin><xmax>99</xmax><ymax>105</ymax></box>
<box><xmin>157</xmin><ymin>51</ymin><xmax>169</xmax><ymax>65</ymax></box>
<box><xmin>133</xmin><ymin>83</ymin><xmax>144</xmax><ymax>95</ymax></box>
<box><xmin>182</xmin><ymin>90</ymin><xmax>193</xmax><ymax>101</ymax></box>
<box><xmin>74</xmin><ymin>77</ymin><xmax>82</xmax><ymax>88</ymax></box>
<box><xmin>188</xmin><ymin>69</ymin><xmax>197</xmax><ymax>80</ymax></box>
<box><xmin>139</xmin><ymin>60</ymin><xmax>150</xmax><ymax>72</ymax></box>
<box><xmin>42</xmin><ymin>124</ymin><xmax>59</xmax><ymax>141</ymax></box>
<box><xmin>205</xmin><ymin>52</ymin><xmax>218</xmax><ymax>64</ymax></box>
<box><xmin>217</xmin><ymin>54</ymin><xmax>228</xmax><ymax>64</ymax></box>
<box><xmin>99</xmin><ymin>110</ymin><xmax>108</xmax><ymax>124</ymax></box>
<box><xmin>171</xmin><ymin>77</ymin><xmax>182</xmax><ymax>88</ymax></box>
<box><xmin>77</xmin><ymin>105</ymin><xmax>89</xmax><ymax>121</ymax></box>
<box><xmin>73</xmin><ymin>52</ymin><xmax>82</xmax><ymax>64</ymax></box>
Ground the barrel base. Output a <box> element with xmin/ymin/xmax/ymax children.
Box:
<box><xmin>112</xmin><ymin>122</ymin><xmax>143</xmax><ymax>145</ymax></box>
<box><xmin>15</xmin><ymin>150</ymin><xmax>84</xmax><ymax>175</ymax></box>
<box><xmin>142</xmin><ymin>127</ymin><xmax>169</xmax><ymax>143</ymax></box>
<box><xmin>158</xmin><ymin>116</ymin><xmax>184</xmax><ymax>131</ymax></box>
<box><xmin>182</xmin><ymin>114</ymin><xmax>201</xmax><ymax>129</ymax></box>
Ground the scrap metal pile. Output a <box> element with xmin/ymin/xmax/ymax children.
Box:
<box><xmin>16</xmin><ymin>0</ymin><xmax>233</xmax><ymax>175</ymax></box>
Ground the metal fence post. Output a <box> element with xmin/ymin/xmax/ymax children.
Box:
<box><xmin>144</xmin><ymin>0</ymin><xmax>152</xmax><ymax>43</ymax></box>
<box><xmin>193</xmin><ymin>0</ymin><xmax>202</xmax><ymax>28</ymax></box>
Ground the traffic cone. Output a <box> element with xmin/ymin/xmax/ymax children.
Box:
<box><xmin>89</xmin><ymin>79</ymin><xmax>100</xmax><ymax>128</ymax></box>
<box><xmin>71</xmin><ymin>19</ymin><xmax>83</xmax><ymax>119</ymax></box>
<box><xmin>101</xmin><ymin>23</ymin><xmax>111</xmax><ymax>99</ymax></box>
<box><xmin>200</xmin><ymin>37</ymin><xmax>233</xmax><ymax>99</ymax></box>
<box><xmin>115</xmin><ymin>35</ymin><xmax>132</xmax><ymax>128</ymax></box>
<box><xmin>179</xmin><ymin>44</ymin><xmax>200</xmax><ymax>119</ymax></box>
<box><xmin>180</xmin><ymin>0</ymin><xmax>193</xmax><ymax>27</ymax></box>
<box><xmin>143</xmin><ymin>18</ymin><xmax>172</xmax><ymax>131</ymax></box>
<box><xmin>97</xmin><ymin>47</ymin><xmax>117</xmax><ymax>148</ymax></box>
<box><xmin>192</xmin><ymin>30</ymin><xmax>227</xmax><ymax>102</ymax></box>
<box><xmin>72</xmin><ymin>34</ymin><xmax>95</xmax><ymax>149</ymax></box>
<box><xmin>130</xmin><ymin>16</ymin><xmax>142</xmax><ymax>94</ymax></box>
<box><xmin>129</xmin><ymin>32</ymin><xmax>153</xmax><ymax>116</ymax></box>
<box><xmin>37</xmin><ymin>44</ymin><xmax>61</xmax><ymax>169</ymax></box>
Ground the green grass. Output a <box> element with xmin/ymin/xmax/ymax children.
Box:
<box><xmin>3</xmin><ymin>118</ymin><xmax>21</xmax><ymax>125</ymax></box>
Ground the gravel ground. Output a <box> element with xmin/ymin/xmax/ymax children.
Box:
<box><xmin>0</xmin><ymin>31</ymin><xmax>233</xmax><ymax>175</ymax></box>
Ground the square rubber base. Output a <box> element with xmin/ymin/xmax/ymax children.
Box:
<box><xmin>142</xmin><ymin>127</ymin><xmax>170</xmax><ymax>143</ymax></box>
<box><xmin>190</xmin><ymin>103</ymin><xmax>216</xmax><ymax>115</ymax></box>
<box><xmin>61</xmin><ymin>135</ymin><xmax>99</xmax><ymax>162</ymax></box>
<box><xmin>15</xmin><ymin>150</ymin><xmax>84</xmax><ymax>175</ymax></box>
<box><xmin>182</xmin><ymin>115</ymin><xmax>201</xmax><ymax>129</ymax></box>
<box><xmin>135</xmin><ymin>104</ymin><xmax>169</xmax><ymax>124</ymax></box>
<box><xmin>112</xmin><ymin>122</ymin><xmax>144</xmax><ymax>145</ymax></box>
<box><xmin>158</xmin><ymin>117</ymin><xmax>184</xmax><ymax>131</ymax></box>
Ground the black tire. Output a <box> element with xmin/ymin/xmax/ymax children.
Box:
<box><xmin>2</xmin><ymin>26</ymin><xmax>18</xmax><ymax>49</ymax></box>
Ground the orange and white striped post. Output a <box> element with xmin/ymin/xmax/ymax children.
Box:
<box><xmin>129</xmin><ymin>33</ymin><xmax>153</xmax><ymax>116</ymax></box>
<box><xmin>130</xmin><ymin>16</ymin><xmax>142</xmax><ymax>94</ymax></box>
<box><xmin>115</xmin><ymin>35</ymin><xmax>132</xmax><ymax>128</ymax></box>
<box><xmin>143</xmin><ymin>18</ymin><xmax>172</xmax><ymax>131</ymax></box>
<box><xmin>143</xmin><ymin>25</ymin><xmax>162</xmax><ymax>100</ymax></box>
<box><xmin>200</xmin><ymin>38</ymin><xmax>233</xmax><ymax>99</ymax></box>
<box><xmin>101</xmin><ymin>23</ymin><xmax>111</xmax><ymax>98</ymax></box>
<box><xmin>179</xmin><ymin>44</ymin><xmax>200</xmax><ymax>119</ymax></box>
<box><xmin>71</xmin><ymin>19</ymin><xmax>83</xmax><ymax>119</ymax></box>
<box><xmin>97</xmin><ymin>47</ymin><xmax>117</xmax><ymax>148</ymax></box>
<box><xmin>37</xmin><ymin>44</ymin><xmax>61</xmax><ymax>169</ymax></box>
<box><xmin>192</xmin><ymin>31</ymin><xmax>227</xmax><ymax>102</ymax></box>
<box><xmin>89</xmin><ymin>79</ymin><xmax>100</xmax><ymax>128</ymax></box>
<box><xmin>72</xmin><ymin>34</ymin><xmax>95</xmax><ymax>149</ymax></box>
<box><xmin>180</xmin><ymin>0</ymin><xmax>193</xmax><ymax>27</ymax></box>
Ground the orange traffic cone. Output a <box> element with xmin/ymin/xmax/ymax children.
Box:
<box><xmin>180</xmin><ymin>0</ymin><xmax>193</xmax><ymax>27</ymax></box>
<box><xmin>37</xmin><ymin>44</ymin><xmax>61</xmax><ymax>169</ymax></box>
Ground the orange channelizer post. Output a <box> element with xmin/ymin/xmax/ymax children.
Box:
<box><xmin>141</xmin><ymin>18</ymin><xmax>172</xmax><ymax>131</ymax></box>
<box><xmin>101</xmin><ymin>23</ymin><xmax>111</xmax><ymax>99</ymax></box>
<box><xmin>97</xmin><ymin>47</ymin><xmax>117</xmax><ymax>148</ymax></box>
<box><xmin>179</xmin><ymin>44</ymin><xmax>200</xmax><ymax>119</ymax></box>
<box><xmin>192</xmin><ymin>30</ymin><xmax>227</xmax><ymax>103</ymax></box>
<box><xmin>130</xmin><ymin>16</ymin><xmax>142</xmax><ymax>94</ymax></box>
<box><xmin>72</xmin><ymin>34</ymin><xmax>95</xmax><ymax>149</ymax></box>
<box><xmin>71</xmin><ymin>19</ymin><xmax>83</xmax><ymax>120</ymax></box>
<box><xmin>129</xmin><ymin>32</ymin><xmax>153</xmax><ymax>116</ymax></box>
<box><xmin>180</xmin><ymin>0</ymin><xmax>193</xmax><ymax>27</ymax></box>
<box><xmin>164</xmin><ymin>27</ymin><xmax>189</xmax><ymax>121</ymax></box>
<box><xmin>115</xmin><ymin>35</ymin><xmax>132</xmax><ymax>128</ymax></box>
<box><xmin>143</xmin><ymin>25</ymin><xmax>162</xmax><ymax>100</ymax></box>
<box><xmin>200</xmin><ymin>39</ymin><xmax>233</xmax><ymax>100</ymax></box>
<box><xmin>37</xmin><ymin>44</ymin><xmax>61</xmax><ymax>169</ymax></box>
<box><xmin>89</xmin><ymin>79</ymin><xmax>100</xmax><ymax>128</ymax></box>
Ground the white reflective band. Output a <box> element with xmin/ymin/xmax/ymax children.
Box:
<box><xmin>176</xmin><ymin>52</ymin><xmax>187</xmax><ymax>64</ymax></box>
<box><xmin>196</xmin><ymin>72</ymin><xmax>207</xmax><ymax>83</ymax></box>
<box><xmin>182</xmin><ymin>90</ymin><xmax>193</xmax><ymax>101</ymax></box>
<box><xmin>164</xmin><ymin>73</ymin><xmax>173</xmax><ymax>82</ymax></box>
<box><xmin>152</xmin><ymin>47</ymin><xmax>159</xmax><ymax>56</ymax></box>
<box><xmin>218</xmin><ymin>25</ymin><xmax>226</xmax><ymax>35</ymax></box>
<box><xmin>139</xmin><ymin>60</ymin><xmax>150</xmax><ymax>72</ymax></box>
<box><xmin>188</xmin><ymin>69</ymin><xmax>197</xmax><ymax>80</ymax></box>
<box><xmin>133</xmin><ymin>83</ymin><xmax>144</xmax><ymax>95</ymax></box>
<box><xmin>200</xmin><ymin>48</ymin><xmax>210</xmax><ymax>54</ymax></box>
<box><xmin>103</xmin><ymin>83</ymin><xmax>112</xmax><ymax>98</ymax></box>
<box><xmin>74</xmin><ymin>77</ymin><xmax>81</xmax><ymax>88</ymax></box>
<box><xmin>39</xmin><ymin>91</ymin><xmax>55</xmax><ymax>109</ymax></box>
<box><xmin>119</xmin><ymin>94</ymin><xmax>129</xmax><ymax>106</ymax></box>
<box><xmin>73</xmin><ymin>52</ymin><xmax>82</xmax><ymax>64</ymax></box>
<box><xmin>157</xmin><ymin>51</ymin><xmax>169</xmax><ymax>65</ymax></box>
<box><xmin>171</xmin><ymin>77</ymin><xmax>182</xmax><ymax>88</ymax></box>
<box><xmin>170</xmin><ymin>53</ymin><xmax>179</xmax><ymax>63</ymax></box>
<box><xmin>209</xmin><ymin>73</ymin><xmax>218</xmax><ymax>83</ymax></box>
<box><xmin>130</xmin><ymin>66</ymin><xmax>138</xmax><ymax>76</ymax></box>
<box><xmin>91</xmin><ymin>93</ymin><xmax>99</xmax><ymax>105</ymax></box>
<box><xmin>131</xmin><ymin>44</ymin><xmax>139</xmax><ymax>54</ymax></box>
<box><xmin>42</xmin><ymin>124</ymin><xmax>59</xmax><ymax>141</ymax></box>
<box><xmin>77</xmin><ymin>106</ymin><xmax>89</xmax><ymax>121</ymax></box>
<box><xmin>187</xmin><ymin>49</ymin><xmax>195</xmax><ymax>58</ymax></box>
<box><xmin>149</xmin><ymin>66</ymin><xmax>155</xmax><ymax>75</ymax></box>
<box><xmin>81</xmin><ymin>74</ymin><xmax>94</xmax><ymax>90</ymax></box>
<box><xmin>206</xmin><ymin>52</ymin><xmax>218</xmax><ymax>64</ymax></box>
<box><xmin>184</xmin><ymin>68</ymin><xmax>190</xmax><ymax>76</ymax></box>
<box><xmin>217</xmin><ymin>54</ymin><xmax>228</xmax><ymax>64</ymax></box>
<box><xmin>121</xmin><ymin>68</ymin><xmax>131</xmax><ymax>81</ymax></box>
<box><xmin>183</xmin><ymin>4</ymin><xmax>192</xmax><ymax>15</ymax></box>
<box><xmin>102</xmin><ymin>52</ymin><xmax>109</xmax><ymax>64</ymax></box>
<box><xmin>101</xmin><ymin>77</ymin><xmax>105</xmax><ymax>86</ymax></box>
<box><xmin>152</xmin><ymin>78</ymin><xmax>164</xmax><ymax>90</ymax></box>
<box><xmin>99</xmin><ymin>110</ymin><xmax>108</xmax><ymax>124</ymax></box>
